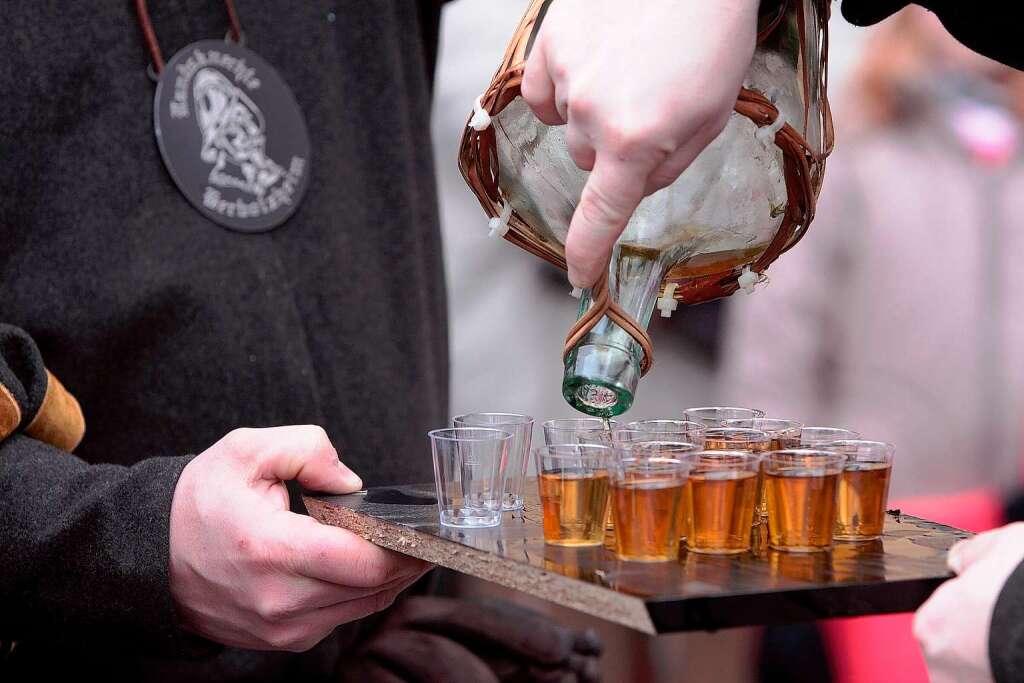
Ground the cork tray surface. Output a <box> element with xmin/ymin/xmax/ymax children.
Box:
<box><xmin>304</xmin><ymin>481</ymin><xmax>968</xmax><ymax>634</ymax></box>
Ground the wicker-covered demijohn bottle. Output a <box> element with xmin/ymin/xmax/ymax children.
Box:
<box><xmin>459</xmin><ymin>0</ymin><xmax>833</xmax><ymax>417</ymax></box>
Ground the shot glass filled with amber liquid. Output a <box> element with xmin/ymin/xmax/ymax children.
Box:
<box><xmin>764</xmin><ymin>449</ymin><xmax>845</xmax><ymax>552</ymax></box>
<box><xmin>720</xmin><ymin>420</ymin><xmax>802</xmax><ymax>524</ymax></box>
<box><xmin>609</xmin><ymin>453</ymin><xmax>689</xmax><ymax>561</ymax></box>
<box><xmin>535</xmin><ymin>444</ymin><xmax>611</xmax><ymax>547</ymax></box>
<box><xmin>704</xmin><ymin>427</ymin><xmax>772</xmax><ymax>529</ymax></box>
<box><xmin>682</xmin><ymin>450</ymin><xmax>762</xmax><ymax>554</ymax></box>
<box><xmin>826</xmin><ymin>440</ymin><xmax>895</xmax><ymax>542</ymax></box>
<box><xmin>615</xmin><ymin>440</ymin><xmax>701</xmax><ymax>544</ymax></box>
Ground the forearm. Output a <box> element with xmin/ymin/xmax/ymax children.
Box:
<box><xmin>0</xmin><ymin>434</ymin><xmax>201</xmax><ymax>654</ymax></box>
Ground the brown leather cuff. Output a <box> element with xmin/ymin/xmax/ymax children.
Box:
<box><xmin>0</xmin><ymin>324</ymin><xmax>85</xmax><ymax>452</ymax></box>
<box><xmin>24</xmin><ymin>370</ymin><xmax>85</xmax><ymax>452</ymax></box>
<box><xmin>0</xmin><ymin>382</ymin><xmax>20</xmax><ymax>443</ymax></box>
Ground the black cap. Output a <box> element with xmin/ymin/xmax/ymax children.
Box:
<box><xmin>841</xmin><ymin>0</ymin><xmax>911</xmax><ymax>26</ymax></box>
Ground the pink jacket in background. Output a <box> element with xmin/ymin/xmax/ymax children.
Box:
<box><xmin>721</xmin><ymin>109</ymin><xmax>1024</xmax><ymax>683</ymax></box>
<box><xmin>720</xmin><ymin>114</ymin><xmax>1024</xmax><ymax>501</ymax></box>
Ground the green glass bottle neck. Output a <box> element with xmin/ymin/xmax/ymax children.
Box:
<box><xmin>562</xmin><ymin>247</ymin><xmax>672</xmax><ymax>417</ymax></box>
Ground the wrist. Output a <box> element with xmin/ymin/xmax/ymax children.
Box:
<box><xmin>989</xmin><ymin>557</ymin><xmax>1024</xmax><ymax>683</ymax></box>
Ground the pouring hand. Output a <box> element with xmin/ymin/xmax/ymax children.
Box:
<box><xmin>522</xmin><ymin>0</ymin><xmax>760</xmax><ymax>288</ymax></box>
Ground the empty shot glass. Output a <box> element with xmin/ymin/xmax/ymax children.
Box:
<box><xmin>612</xmin><ymin>429</ymin><xmax>700</xmax><ymax>446</ymax></box>
<box><xmin>542</xmin><ymin>418</ymin><xmax>617</xmax><ymax>446</ymax></box>
<box><xmin>453</xmin><ymin>412</ymin><xmax>534</xmax><ymax>511</ymax></box>
<box><xmin>827</xmin><ymin>440</ymin><xmax>895</xmax><ymax>541</ymax></box>
<box><xmin>763</xmin><ymin>449</ymin><xmax>845</xmax><ymax>552</ymax></box>
<box><xmin>429</xmin><ymin>427</ymin><xmax>511</xmax><ymax>528</ymax></box>
<box><xmin>682</xmin><ymin>450</ymin><xmax>762</xmax><ymax>554</ymax></box>
<box><xmin>623</xmin><ymin>419</ymin><xmax>707</xmax><ymax>447</ymax></box>
<box><xmin>683</xmin><ymin>406</ymin><xmax>765</xmax><ymax>428</ymax></box>
<box><xmin>799</xmin><ymin>426</ymin><xmax>861</xmax><ymax>446</ymax></box>
<box><xmin>535</xmin><ymin>444</ymin><xmax>612</xmax><ymax>546</ymax></box>
<box><xmin>609</xmin><ymin>454</ymin><xmax>689</xmax><ymax>562</ymax></box>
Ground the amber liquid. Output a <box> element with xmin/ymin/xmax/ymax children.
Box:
<box><xmin>678</xmin><ymin>484</ymin><xmax>691</xmax><ymax>542</ymax></box>
<box><xmin>758</xmin><ymin>437</ymin><xmax>798</xmax><ymax>518</ymax></box>
<box><xmin>835</xmin><ymin>464</ymin><xmax>891</xmax><ymax>541</ymax></box>
<box><xmin>611</xmin><ymin>478</ymin><xmax>684</xmax><ymax>561</ymax></box>
<box><xmin>665</xmin><ymin>245</ymin><xmax>767</xmax><ymax>280</ymax></box>
<box><xmin>686</xmin><ymin>470</ymin><xmax>759</xmax><ymax>554</ymax></box>
<box><xmin>703</xmin><ymin>437</ymin><xmax>772</xmax><ymax>453</ymax></box>
<box><xmin>765</xmin><ymin>469</ymin><xmax>839</xmax><ymax>551</ymax></box>
<box><xmin>703</xmin><ymin>438</ymin><xmax>771</xmax><ymax>522</ymax></box>
<box><xmin>539</xmin><ymin>471</ymin><xmax>610</xmax><ymax>546</ymax></box>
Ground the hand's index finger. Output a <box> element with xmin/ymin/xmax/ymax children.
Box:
<box><xmin>565</xmin><ymin>155</ymin><xmax>652</xmax><ymax>287</ymax></box>
<box><xmin>947</xmin><ymin>523</ymin><xmax>1022</xmax><ymax>574</ymax></box>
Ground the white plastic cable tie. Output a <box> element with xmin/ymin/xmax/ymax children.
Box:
<box><xmin>469</xmin><ymin>95</ymin><xmax>492</xmax><ymax>131</ymax></box>
<box><xmin>737</xmin><ymin>267</ymin><xmax>760</xmax><ymax>294</ymax></box>
<box><xmin>756</xmin><ymin>111</ymin><xmax>787</xmax><ymax>146</ymax></box>
<box><xmin>570</xmin><ymin>287</ymin><xmax>583</xmax><ymax>299</ymax></box>
<box><xmin>487</xmin><ymin>201</ymin><xmax>513</xmax><ymax>238</ymax></box>
<box><xmin>656</xmin><ymin>283</ymin><xmax>680</xmax><ymax>318</ymax></box>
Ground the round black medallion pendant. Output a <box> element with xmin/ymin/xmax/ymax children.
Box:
<box><xmin>154</xmin><ymin>39</ymin><xmax>311</xmax><ymax>233</ymax></box>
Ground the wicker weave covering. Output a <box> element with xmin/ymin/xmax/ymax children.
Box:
<box><xmin>458</xmin><ymin>0</ymin><xmax>833</xmax><ymax>373</ymax></box>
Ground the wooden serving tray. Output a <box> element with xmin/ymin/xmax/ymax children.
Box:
<box><xmin>304</xmin><ymin>480</ymin><xmax>967</xmax><ymax>634</ymax></box>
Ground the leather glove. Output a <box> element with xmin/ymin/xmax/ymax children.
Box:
<box><xmin>339</xmin><ymin>596</ymin><xmax>602</xmax><ymax>683</ymax></box>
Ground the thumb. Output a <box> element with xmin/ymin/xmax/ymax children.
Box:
<box><xmin>565</xmin><ymin>156</ymin><xmax>649</xmax><ymax>288</ymax></box>
<box><xmin>948</xmin><ymin>522</ymin><xmax>1024</xmax><ymax>575</ymax></box>
<box><xmin>245</xmin><ymin>425</ymin><xmax>362</xmax><ymax>494</ymax></box>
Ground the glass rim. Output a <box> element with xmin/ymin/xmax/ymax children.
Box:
<box><xmin>535</xmin><ymin>442</ymin><xmax>613</xmax><ymax>459</ymax></box>
<box><xmin>800</xmin><ymin>426</ymin><xmax>861</xmax><ymax>437</ymax></box>
<box><xmin>682</xmin><ymin>449</ymin><xmax>763</xmax><ymax>466</ymax></box>
<box><xmin>613</xmin><ymin>439</ymin><xmax>701</xmax><ymax>452</ymax></box>
<box><xmin>613</xmin><ymin>456</ymin><xmax>689</xmax><ymax>475</ymax></box>
<box><xmin>542</xmin><ymin>417</ymin><xmax>616</xmax><ymax>431</ymax></box>
<box><xmin>428</xmin><ymin>427</ymin><xmax>513</xmax><ymax>442</ymax></box>
<box><xmin>683</xmin><ymin>406</ymin><xmax>765</xmax><ymax>417</ymax></box>
<box><xmin>721</xmin><ymin>417</ymin><xmax>802</xmax><ymax>432</ymax></box>
<box><xmin>704</xmin><ymin>427</ymin><xmax>771</xmax><ymax>441</ymax></box>
<box><xmin>612</xmin><ymin>428</ymin><xmax>700</xmax><ymax>442</ymax></box>
<box><xmin>819</xmin><ymin>439</ymin><xmax>895</xmax><ymax>457</ymax></box>
<box><xmin>764</xmin><ymin>448</ymin><xmax>846</xmax><ymax>465</ymax></box>
<box><xmin>452</xmin><ymin>411</ymin><xmax>535</xmax><ymax>426</ymax></box>
<box><xmin>624</xmin><ymin>419</ymin><xmax>706</xmax><ymax>430</ymax></box>
<box><xmin>615</xmin><ymin>455</ymin><xmax>687</xmax><ymax>465</ymax></box>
